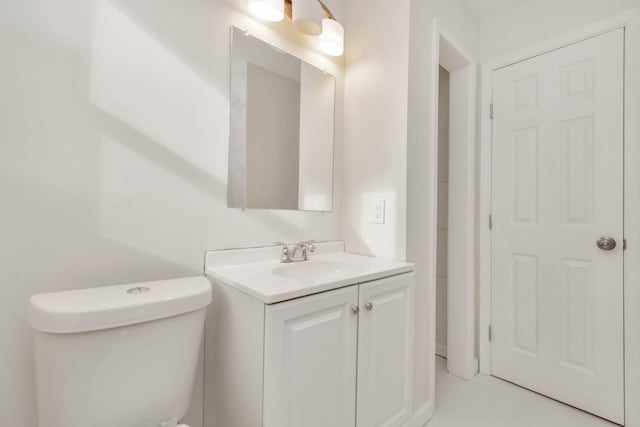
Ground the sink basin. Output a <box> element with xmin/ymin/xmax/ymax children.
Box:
<box><xmin>273</xmin><ymin>261</ymin><xmax>355</xmax><ymax>280</ymax></box>
<box><xmin>205</xmin><ymin>241</ymin><xmax>414</xmax><ymax>303</ymax></box>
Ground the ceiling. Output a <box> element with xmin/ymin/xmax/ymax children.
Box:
<box><xmin>460</xmin><ymin>0</ymin><xmax>529</xmax><ymax>23</ymax></box>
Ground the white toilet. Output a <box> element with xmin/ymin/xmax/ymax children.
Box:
<box><xmin>28</xmin><ymin>277</ymin><xmax>212</xmax><ymax>427</ymax></box>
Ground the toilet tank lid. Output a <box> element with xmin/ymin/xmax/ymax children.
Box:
<box><xmin>28</xmin><ymin>277</ymin><xmax>212</xmax><ymax>334</ymax></box>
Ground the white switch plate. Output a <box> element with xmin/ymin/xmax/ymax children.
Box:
<box><xmin>371</xmin><ymin>199</ymin><xmax>386</xmax><ymax>224</ymax></box>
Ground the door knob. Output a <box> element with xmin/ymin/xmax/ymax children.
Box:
<box><xmin>365</xmin><ymin>302</ymin><xmax>373</xmax><ymax>311</ymax></box>
<box><xmin>351</xmin><ymin>306</ymin><xmax>359</xmax><ymax>315</ymax></box>
<box><xmin>596</xmin><ymin>237</ymin><xmax>617</xmax><ymax>251</ymax></box>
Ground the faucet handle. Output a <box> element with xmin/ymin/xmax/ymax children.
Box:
<box><xmin>307</xmin><ymin>240</ymin><xmax>316</xmax><ymax>252</ymax></box>
<box><xmin>274</xmin><ymin>242</ymin><xmax>291</xmax><ymax>263</ymax></box>
<box><xmin>274</xmin><ymin>242</ymin><xmax>289</xmax><ymax>253</ymax></box>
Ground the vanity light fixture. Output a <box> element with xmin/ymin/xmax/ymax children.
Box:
<box><xmin>248</xmin><ymin>0</ymin><xmax>344</xmax><ymax>57</ymax></box>
<box><xmin>248</xmin><ymin>0</ymin><xmax>285</xmax><ymax>22</ymax></box>
<box><xmin>318</xmin><ymin>18</ymin><xmax>344</xmax><ymax>56</ymax></box>
<box><xmin>292</xmin><ymin>0</ymin><xmax>323</xmax><ymax>35</ymax></box>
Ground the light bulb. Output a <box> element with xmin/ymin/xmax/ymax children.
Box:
<box><xmin>293</xmin><ymin>0</ymin><xmax>323</xmax><ymax>36</ymax></box>
<box><xmin>319</xmin><ymin>19</ymin><xmax>344</xmax><ymax>56</ymax></box>
<box><xmin>248</xmin><ymin>0</ymin><xmax>284</xmax><ymax>22</ymax></box>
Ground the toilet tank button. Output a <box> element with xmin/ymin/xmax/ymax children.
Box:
<box><xmin>126</xmin><ymin>286</ymin><xmax>150</xmax><ymax>294</ymax></box>
<box><xmin>160</xmin><ymin>419</ymin><xmax>189</xmax><ymax>427</ymax></box>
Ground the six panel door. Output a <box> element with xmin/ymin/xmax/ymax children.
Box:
<box><xmin>491</xmin><ymin>29</ymin><xmax>624</xmax><ymax>423</ymax></box>
<box><xmin>356</xmin><ymin>273</ymin><xmax>415</xmax><ymax>427</ymax></box>
<box><xmin>264</xmin><ymin>286</ymin><xmax>359</xmax><ymax>427</ymax></box>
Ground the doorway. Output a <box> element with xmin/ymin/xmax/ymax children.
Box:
<box><xmin>489</xmin><ymin>29</ymin><xmax>624</xmax><ymax>424</ymax></box>
<box><xmin>436</xmin><ymin>66</ymin><xmax>450</xmax><ymax>360</ymax></box>
<box><xmin>433</xmin><ymin>27</ymin><xmax>477</xmax><ymax>380</ymax></box>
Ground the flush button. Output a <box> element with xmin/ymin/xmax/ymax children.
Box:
<box><xmin>127</xmin><ymin>286</ymin><xmax>150</xmax><ymax>294</ymax></box>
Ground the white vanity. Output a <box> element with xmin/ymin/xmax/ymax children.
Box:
<box><xmin>204</xmin><ymin>241</ymin><xmax>418</xmax><ymax>427</ymax></box>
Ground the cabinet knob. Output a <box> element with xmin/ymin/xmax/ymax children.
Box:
<box><xmin>365</xmin><ymin>302</ymin><xmax>373</xmax><ymax>311</ymax></box>
<box><xmin>351</xmin><ymin>306</ymin><xmax>360</xmax><ymax>315</ymax></box>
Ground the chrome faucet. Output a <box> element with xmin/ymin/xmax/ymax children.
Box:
<box><xmin>276</xmin><ymin>241</ymin><xmax>316</xmax><ymax>263</ymax></box>
<box><xmin>275</xmin><ymin>242</ymin><xmax>292</xmax><ymax>263</ymax></box>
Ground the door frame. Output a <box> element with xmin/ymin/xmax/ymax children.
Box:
<box><xmin>433</xmin><ymin>20</ymin><xmax>479</xmax><ymax>380</ymax></box>
<box><xmin>478</xmin><ymin>7</ymin><xmax>640</xmax><ymax>426</ymax></box>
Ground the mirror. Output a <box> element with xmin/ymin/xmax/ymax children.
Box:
<box><xmin>228</xmin><ymin>27</ymin><xmax>336</xmax><ymax>211</ymax></box>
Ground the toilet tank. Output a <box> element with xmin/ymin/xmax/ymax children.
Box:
<box><xmin>28</xmin><ymin>277</ymin><xmax>212</xmax><ymax>427</ymax></box>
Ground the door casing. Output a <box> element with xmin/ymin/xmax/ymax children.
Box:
<box><xmin>478</xmin><ymin>7</ymin><xmax>640</xmax><ymax>426</ymax></box>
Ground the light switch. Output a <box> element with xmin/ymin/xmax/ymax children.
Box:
<box><xmin>371</xmin><ymin>199</ymin><xmax>386</xmax><ymax>224</ymax></box>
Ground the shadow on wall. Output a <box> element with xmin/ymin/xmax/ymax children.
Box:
<box><xmin>0</xmin><ymin>0</ymin><xmax>341</xmax><ymax>426</ymax></box>
<box><xmin>89</xmin><ymin>0</ymin><xmax>308</xmax><ymax>261</ymax></box>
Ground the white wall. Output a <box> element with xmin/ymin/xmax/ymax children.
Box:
<box><xmin>436</xmin><ymin>66</ymin><xmax>450</xmax><ymax>358</ymax></box>
<box><xmin>0</xmin><ymin>0</ymin><xmax>344</xmax><ymax>426</ymax></box>
<box><xmin>342</xmin><ymin>0</ymin><xmax>410</xmax><ymax>260</ymax></box>
<box><xmin>406</xmin><ymin>0</ymin><xmax>480</xmax><ymax>412</ymax></box>
<box><xmin>342</xmin><ymin>0</ymin><xmax>480</xmax><ymax>417</ymax></box>
<box><xmin>480</xmin><ymin>0</ymin><xmax>640</xmax><ymax>61</ymax></box>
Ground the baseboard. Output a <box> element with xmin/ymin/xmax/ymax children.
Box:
<box><xmin>435</xmin><ymin>342</ymin><xmax>447</xmax><ymax>358</ymax></box>
<box><xmin>404</xmin><ymin>401</ymin><xmax>434</xmax><ymax>427</ymax></box>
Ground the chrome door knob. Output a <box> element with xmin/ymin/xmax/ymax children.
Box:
<box><xmin>351</xmin><ymin>306</ymin><xmax>360</xmax><ymax>315</ymax></box>
<box><xmin>596</xmin><ymin>237</ymin><xmax>617</xmax><ymax>251</ymax></box>
<box><xmin>365</xmin><ymin>302</ymin><xmax>373</xmax><ymax>311</ymax></box>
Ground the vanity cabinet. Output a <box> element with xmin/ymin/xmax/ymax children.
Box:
<box><xmin>264</xmin><ymin>286</ymin><xmax>359</xmax><ymax>427</ymax></box>
<box><xmin>208</xmin><ymin>271</ymin><xmax>415</xmax><ymax>427</ymax></box>
<box><xmin>356</xmin><ymin>274</ymin><xmax>414</xmax><ymax>427</ymax></box>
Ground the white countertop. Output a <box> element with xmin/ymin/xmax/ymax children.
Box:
<box><xmin>205</xmin><ymin>242</ymin><xmax>414</xmax><ymax>304</ymax></box>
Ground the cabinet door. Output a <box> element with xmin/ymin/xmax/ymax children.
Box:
<box><xmin>264</xmin><ymin>286</ymin><xmax>358</xmax><ymax>427</ymax></box>
<box><xmin>357</xmin><ymin>273</ymin><xmax>415</xmax><ymax>427</ymax></box>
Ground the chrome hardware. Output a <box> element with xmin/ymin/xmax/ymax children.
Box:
<box><xmin>275</xmin><ymin>242</ymin><xmax>292</xmax><ymax>263</ymax></box>
<box><xmin>276</xmin><ymin>240</ymin><xmax>316</xmax><ymax>263</ymax></box>
<box><xmin>596</xmin><ymin>237</ymin><xmax>617</xmax><ymax>251</ymax></box>
<box><xmin>289</xmin><ymin>240</ymin><xmax>316</xmax><ymax>262</ymax></box>
<box><xmin>127</xmin><ymin>286</ymin><xmax>150</xmax><ymax>294</ymax></box>
<box><xmin>365</xmin><ymin>302</ymin><xmax>373</xmax><ymax>311</ymax></box>
<box><xmin>352</xmin><ymin>306</ymin><xmax>360</xmax><ymax>315</ymax></box>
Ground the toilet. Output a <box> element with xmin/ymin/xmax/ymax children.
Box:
<box><xmin>28</xmin><ymin>277</ymin><xmax>212</xmax><ymax>427</ymax></box>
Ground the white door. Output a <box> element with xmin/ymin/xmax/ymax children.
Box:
<box><xmin>263</xmin><ymin>286</ymin><xmax>358</xmax><ymax>427</ymax></box>
<box><xmin>491</xmin><ymin>29</ymin><xmax>624</xmax><ymax>423</ymax></box>
<box><xmin>357</xmin><ymin>273</ymin><xmax>415</xmax><ymax>427</ymax></box>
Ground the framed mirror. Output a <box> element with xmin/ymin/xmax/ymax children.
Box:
<box><xmin>228</xmin><ymin>27</ymin><xmax>336</xmax><ymax>211</ymax></box>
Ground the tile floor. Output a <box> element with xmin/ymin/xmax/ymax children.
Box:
<box><xmin>427</xmin><ymin>356</ymin><xmax>618</xmax><ymax>427</ymax></box>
